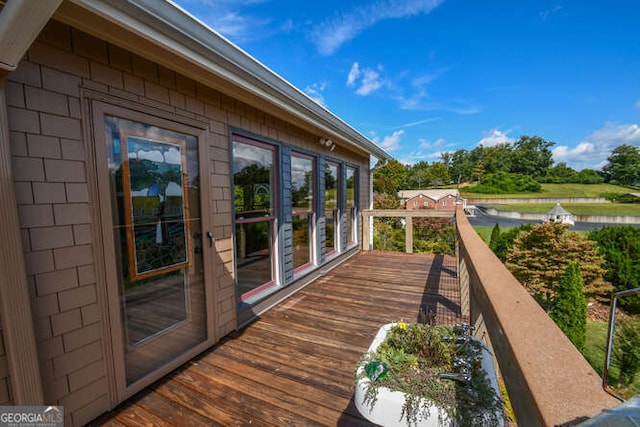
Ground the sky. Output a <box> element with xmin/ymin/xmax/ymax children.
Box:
<box><xmin>172</xmin><ymin>0</ymin><xmax>640</xmax><ymax>171</ymax></box>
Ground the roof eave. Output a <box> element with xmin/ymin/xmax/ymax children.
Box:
<box><xmin>61</xmin><ymin>0</ymin><xmax>392</xmax><ymax>161</ymax></box>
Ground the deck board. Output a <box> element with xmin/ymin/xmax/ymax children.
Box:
<box><xmin>94</xmin><ymin>251</ymin><xmax>465</xmax><ymax>426</ymax></box>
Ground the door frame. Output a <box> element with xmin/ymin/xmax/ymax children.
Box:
<box><xmin>84</xmin><ymin>92</ymin><xmax>217</xmax><ymax>403</ymax></box>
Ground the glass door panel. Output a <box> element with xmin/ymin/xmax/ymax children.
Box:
<box><xmin>104</xmin><ymin>115</ymin><xmax>206</xmax><ymax>385</ymax></box>
<box><xmin>232</xmin><ymin>137</ymin><xmax>277</xmax><ymax>301</ymax></box>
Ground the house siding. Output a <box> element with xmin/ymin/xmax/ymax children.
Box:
<box><xmin>7</xmin><ymin>19</ymin><xmax>370</xmax><ymax>425</ymax></box>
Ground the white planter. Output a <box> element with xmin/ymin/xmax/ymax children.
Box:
<box><xmin>354</xmin><ymin>323</ymin><xmax>503</xmax><ymax>427</ymax></box>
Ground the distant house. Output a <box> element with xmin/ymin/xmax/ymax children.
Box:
<box><xmin>398</xmin><ymin>189</ymin><xmax>466</xmax><ymax>211</ymax></box>
<box><xmin>547</xmin><ymin>203</ymin><xmax>575</xmax><ymax>226</ymax></box>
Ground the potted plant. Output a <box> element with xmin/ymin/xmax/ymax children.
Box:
<box><xmin>354</xmin><ymin>321</ymin><xmax>505</xmax><ymax>427</ymax></box>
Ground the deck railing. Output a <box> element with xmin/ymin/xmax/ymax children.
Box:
<box><xmin>361</xmin><ymin>207</ymin><xmax>619</xmax><ymax>425</ymax></box>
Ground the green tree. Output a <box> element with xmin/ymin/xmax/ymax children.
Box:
<box><xmin>549</xmin><ymin>263</ymin><xmax>587</xmax><ymax>352</ymax></box>
<box><xmin>425</xmin><ymin>162</ymin><xmax>450</xmax><ymax>187</ymax></box>
<box><xmin>541</xmin><ymin>162</ymin><xmax>578</xmax><ymax>183</ymax></box>
<box><xmin>603</xmin><ymin>144</ymin><xmax>640</xmax><ymax>186</ymax></box>
<box><xmin>470</xmin><ymin>161</ymin><xmax>486</xmax><ymax>182</ymax></box>
<box><xmin>511</xmin><ymin>135</ymin><xmax>555</xmax><ymax>178</ymax></box>
<box><xmin>489</xmin><ymin>223</ymin><xmax>501</xmax><ymax>247</ymax></box>
<box><xmin>472</xmin><ymin>143</ymin><xmax>514</xmax><ymax>175</ymax></box>
<box><xmin>442</xmin><ymin>149</ymin><xmax>474</xmax><ymax>184</ymax></box>
<box><xmin>373</xmin><ymin>159</ymin><xmax>408</xmax><ymax>195</ymax></box>
<box><xmin>490</xmin><ymin>223</ymin><xmax>533</xmax><ymax>261</ymax></box>
<box><xmin>407</xmin><ymin>161</ymin><xmax>430</xmax><ymax>189</ymax></box>
<box><xmin>467</xmin><ymin>172</ymin><xmax>541</xmax><ymax>194</ymax></box>
<box><xmin>505</xmin><ymin>222</ymin><xmax>611</xmax><ymax>307</ymax></box>
<box><xmin>589</xmin><ymin>226</ymin><xmax>640</xmax><ymax>313</ymax></box>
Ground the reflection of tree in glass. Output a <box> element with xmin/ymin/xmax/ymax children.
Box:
<box><xmin>234</xmin><ymin>164</ymin><xmax>271</xmax><ymax>216</ymax></box>
<box><xmin>292</xmin><ymin>170</ymin><xmax>313</xmax><ymax>209</ymax></box>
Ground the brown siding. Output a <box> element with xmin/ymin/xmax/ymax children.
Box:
<box><xmin>8</xmin><ymin>19</ymin><xmax>370</xmax><ymax>426</ymax></box>
<box><xmin>0</xmin><ymin>319</ymin><xmax>13</xmax><ymax>405</ymax></box>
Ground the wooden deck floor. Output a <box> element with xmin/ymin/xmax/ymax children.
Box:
<box><xmin>94</xmin><ymin>251</ymin><xmax>465</xmax><ymax>426</ymax></box>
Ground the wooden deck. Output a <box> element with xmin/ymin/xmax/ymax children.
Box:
<box><xmin>94</xmin><ymin>251</ymin><xmax>465</xmax><ymax>426</ymax></box>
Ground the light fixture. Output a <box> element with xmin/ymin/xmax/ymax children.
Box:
<box><xmin>319</xmin><ymin>137</ymin><xmax>336</xmax><ymax>151</ymax></box>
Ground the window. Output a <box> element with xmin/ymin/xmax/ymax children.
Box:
<box><xmin>325</xmin><ymin>161</ymin><xmax>340</xmax><ymax>255</ymax></box>
<box><xmin>232</xmin><ymin>136</ymin><xmax>277</xmax><ymax>301</ymax></box>
<box><xmin>346</xmin><ymin>166</ymin><xmax>357</xmax><ymax>246</ymax></box>
<box><xmin>291</xmin><ymin>152</ymin><xmax>315</xmax><ymax>271</ymax></box>
<box><xmin>413</xmin><ymin>200</ymin><xmax>417</xmax><ymax>207</ymax></box>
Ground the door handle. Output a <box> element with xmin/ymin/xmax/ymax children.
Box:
<box><xmin>206</xmin><ymin>231</ymin><xmax>214</xmax><ymax>247</ymax></box>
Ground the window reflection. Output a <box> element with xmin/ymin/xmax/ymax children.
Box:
<box><xmin>325</xmin><ymin>162</ymin><xmax>339</xmax><ymax>254</ymax></box>
<box><xmin>233</xmin><ymin>138</ymin><xmax>277</xmax><ymax>300</ymax></box>
<box><xmin>346</xmin><ymin>166</ymin><xmax>357</xmax><ymax>245</ymax></box>
<box><xmin>292</xmin><ymin>153</ymin><xmax>314</xmax><ymax>270</ymax></box>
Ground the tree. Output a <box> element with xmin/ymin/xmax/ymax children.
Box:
<box><xmin>472</xmin><ymin>143</ymin><xmax>514</xmax><ymax>175</ymax></box>
<box><xmin>589</xmin><ymin>225</ymin><xmax>640</xmax><ymax>313</ymax></box>
<box><xmin>470</xmin><ymin>161</ymin><xmax>485</xmax><ymax>182</ymax></box>
<box><xmin>373</xmin><ymin>159</ymin><xmax>408</xmax><ymax>195</ymax></box>
<box><xmin>425</xmin><ymin>162</ymin><xmax>450</xmax><ymax>187</ymax></box>
<box><xmin>511</xmin><ymin>135</ymin><xmax>555</xmax><ymax>179</ymax></box>
<box><xmin>505</xmin><ymin>222</ymin><xmax>611</xmax><ymax>307</ymax></box>
<box><xmin>489</xmin><ymin>223</ymin><xmax>501</xmax><ymax>247</ymax></box>
<box><xmin>549</xmin><ymin>263</ymin><xmax>587</xmax><ymax>352</ymax></box>
<box><xmin>467</xmin><ymin>172</ymin><xmax>541</xmax><ymax>194</ymax></box>
<box><xmin>407</xmin><ymin>161</ymin><xmax>430</xmax><ymax>189</ymax></box>
<box><xmin>373</xmin><ymin>192</ymin><xmax>401</xmax><ymax>209</ymax></box>
<box><xmin>602</xmin><ymin>144</ymin><xmax>640</xmax><ymax>186</ymax></box>
<box><xmin>490</xmin><ymin>223</ymin><xmax>533</xmax><ymax>262</ymax></box>
<box><xmin>442</xmin><ymin>149</ymin><xmax>474</xmax><ymax>184</ymax></box>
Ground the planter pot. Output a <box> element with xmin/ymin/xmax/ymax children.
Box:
<box><xmin>354</xmin><ymin>323</ymin><xmax>503</xmax><ymax>427</ymax></box>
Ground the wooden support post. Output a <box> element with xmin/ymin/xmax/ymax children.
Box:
<box><xmin>405</xmin><ymin>215</ymin><xmax>413</xmax><ymax>254</ymax></box>
<box><xmin>0</xmin><ymin>73</ymin><xmax>44</xmax><ymax>404</ymax></box>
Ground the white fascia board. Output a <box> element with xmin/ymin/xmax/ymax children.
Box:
<box><xmin>68</xmin><ymin>0</ymin><xmax>392</xmax><ymax>161</ymax></box>
<box><xmin>0</xmin><ymin>0</ymin><xmax>63</xmax><ymax>71</ymax></box>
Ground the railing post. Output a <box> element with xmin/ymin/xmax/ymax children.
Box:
<box><xmin>361</xmin><ymin>211</ymin><xmax>370</xmax><ymax>250</ymax></box>
<box><xmin>405</xmin><ymin>215</ymin><xmax>413</xmax><ymax>254</ymax></box>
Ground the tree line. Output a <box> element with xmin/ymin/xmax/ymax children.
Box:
<box><xmin>374</xmin><ymin>137</ymin><xmax>640</xmax><ymax>195</ymax></box>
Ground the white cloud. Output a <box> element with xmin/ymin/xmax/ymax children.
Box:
<box><xmin>136</xmin><ymin>149</ymin><xmax>164</xmax><ymax>163</ymax></box>
<box><xmin>539</xmin><ymin>4</ymin><xmax>562</xmax><ymax>21</ymax></box>
<box><xmin>346</xmin><ymin>62</ymin><xmax>385</xmax><ymax>96</ymax></box>
<box><xmin>311</xmin><ymin>0</ymin><xmax>443</xmax><ymax>55</ymax></box>
<box><xmin>346</xmin><ymin>63</ymin><xmax>360</xmax><ymax>87</ymax></box>
<box><xmin>372</xmin><ymin>130</ymin><xmax>405</xmax><ymax>152</ymax></box>
<box><xmin>419</xmin><ymin>137</ymin><xmax>447</xmax><ymax>150</ymax></box>
<box><xmin>304</xmin><ymin>81</ymin><xmax>328</xmax><ymax>105</ymax></box>
<box><xmin>398</xmin><ymin>117</ymin><xmax>441</xmax><ymax>128</ymax></box>
<box><xmin>357</xmin><ymin>68</ymin><xmax>383</xmax><ymax>95</ymax></box>
<box><xmin>174</xmin><ymin>0</ymin><xmax>270</xmax><ymax>42</ymax></box>
<box><xmin>164</xmin><ymin>147</ymin><xmax>182</xmax><ymax>164</ymax></box>
<box><xmin>477</xmin><ymin>129</ymin><xmax>515</xmax><ymax>147</ymax></box>
<box><xmin>553</xmin><ymin>123</ymin><xmax>640</xmax><ymax>170</ymax></box>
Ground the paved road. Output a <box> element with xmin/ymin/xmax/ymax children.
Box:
<box><xmin>466</xmin><ymin>207</ymin><xmax>637</xmax><ymax>231</ymax></box>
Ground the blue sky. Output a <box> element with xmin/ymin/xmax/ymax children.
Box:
<box><xmin>173</xmin><ymin>0</ymin><xmax>640</xmax><ymax>170</ymax></box>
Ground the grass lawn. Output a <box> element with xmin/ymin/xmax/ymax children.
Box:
<box><xmin>584</xmin><ymin>321</ymin><xmax>608</xmax><ymax>377</ymax></box>
<box><xmin>461</xmin><ymin>183</ymin><xmax>636</xmax><ymax>199</ymax></box>
<box><xmin>584</xmin><ymin>320</ymin><xmax>640</xmax><ymax>398</ymax></box>
<box><xmin>488</xmin><ymin>203</ymin><xmax>640</xmax><ymax>216</ymax></box>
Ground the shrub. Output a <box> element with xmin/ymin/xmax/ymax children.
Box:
<box><xmin>466</xmin><ymin>172</ymin><xmax>541</xmax><ymax>194</ymax></box>
<box><xmin>613</xmin><ymin>318</ymin><xmax>640</xmax><ymax>386</ymax></box>
<box><xmin>589</xmin><ymin>226</ymin><xmax>640</xmax><ymax>313</ymax></box>
<box><xmin>549</xmin><ymin>263</ymin><xmax>587</xmax><ymax>352</ymax></box>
